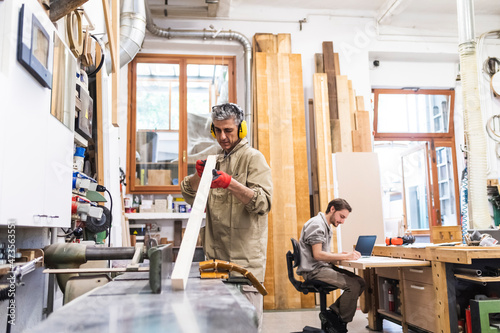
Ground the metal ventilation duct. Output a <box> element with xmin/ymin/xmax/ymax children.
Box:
<box><xmin>104</xmin><ymin>0</ymin><xmax>147</xmax><ymax>74</ymax></box>
<box><xmin>456</xmin><ymin>0</ymin><xmax>491</xmax><ymax>229</ymax></box>
<box><xmin>144</xmin><ymin>1</ymin><xmax>253</xmax><ymax>144</ymax></box>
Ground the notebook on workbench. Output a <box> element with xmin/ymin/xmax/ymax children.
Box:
<box><xmin>354</xmin><ymin>235</ymin><xmax>377</xmax><ymax>258</ymax></box>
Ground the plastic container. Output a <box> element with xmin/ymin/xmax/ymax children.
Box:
<box><xmin>167</xmin><ymin>194</ymin><xmax>173</xmax><ymax>213</ymax></box>
<box><xmin>73</xmin><ymin>147</ymin><xmax>86</xmax><ymax>172</ymax></box>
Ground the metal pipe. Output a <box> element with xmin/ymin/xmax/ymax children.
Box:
<box><xmin>145</xmin><ymin>1</ymin><xmax>253</xmax><ymax>144</ymax></box>
<box><xmin>104</xmin><ymin>0</ymin><xmax>147</xmax><ymax>74</ymax></box>
<box><xmin>85</xmin><ymin>246</ymin><xmax>136</xmax><ymax>260</ymax></box>
<box><xmin>456</xmin><ymin>0</ymin><xmax>491</xmax><ymax>229</ymax></box>
<box><xmin>457</xmin><ymin>0</ymin><xmax>475</xmax><ymax>45</ymax></box>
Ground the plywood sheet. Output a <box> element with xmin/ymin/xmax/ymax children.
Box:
<box><xmin>332</xmin><ymin>153</ymin><xmax>384</xmax><ymax>254</ymax></box>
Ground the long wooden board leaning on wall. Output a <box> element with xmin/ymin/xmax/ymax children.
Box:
<box><xmin>254</xmin><ymin>33</ymin><xmax>314</xmax><ymax>310</ymax></box>
<box><xmin>256</xmin><ymin>52</ymin><xmax>301</xmax><ymax>310</ymax></box>
<box><xmin>313</xmin><ymin>73</ymin><xmax>340</xmax><ymax>302</ymax></box>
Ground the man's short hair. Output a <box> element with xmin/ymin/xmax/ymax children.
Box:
<box><xmin>211</xmin><ymin>103</ymin><xmax>244</xmax><ymax>125</ymax></box>
<box><xmin>325</xmin><ymin>198</ymin><xmax>352</xmax><ymax>214</ymax></box>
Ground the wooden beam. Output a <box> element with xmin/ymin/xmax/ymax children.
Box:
<box><xmin>334</xmin><ymin>53</ymin><xmax>341</xmax><ymax>75</ymax></box>
<box><xmin>111</xmin><ymin>0</ymin><xmax>120</xmax><ymax>126</ymax></box>
<box><xmin>308</xmin><ymin>99</ymin><xmax>320</xmax><ymax>217</ymax></box>
<box><xmin>348</xmin><ymin>80</ymin><xmax>356</xmax><ymax>130</ymax></box>
<box><xmin>274</xmin><ymin>54</ymin><xmax>300</xmax><ymax>309</ymax></box>
<box><xmin>322</xmin><ymin>42</ymin><xmax>336</xmax><ymax>72</ymax></box>
<box><xmin>323</xmin><ymin>42</ymin><xmax>338</xmax><ymax>120</ymax></box>
<box><xmin>336</xmin><ymin>75</ymin><xmax>353</xmax><ymax>152</ymax></box>
<box><xmin>101</xmin><ymin>0</ymin><xmax>118</xmax><ymax>74</ymax></box>
<box><xmin>255</xmin><ymin>52</ymin><xmax>275</xmax><ymax>309</ymax></box>
<box><xmin>356</xmin><ymin>96</ymin><xmax>365</xmax><ymax>111</ymax></box>
<box><xmin>276</xmin><ymin>34</ymin><xmax>291</xmax><ymax>53</ymax></box>
<box><xmin>313</xmin><ymin>73</ymin><xmax>339</xmax><ymax>303</ymax></box>
<box><xmin>253</xmin><ymin>33</ymin><xmax>277</xmax><ymax>53</ymax></box>
<box><xmin>171</xmin><ymin>155</ymin><xmax>216</xmax><ymax>291</ymax></box>
<box><xmin>315</xmin><ymin>53</ymin><xmax>324</xmax><ymax>73</ymax></box>
<box><xmin>49</xmin><ymin>0</ymin><xmax>89</xmax><ymax>22</ymax></box>
<box><xmin>95</xmin><ymin>46</ymin><xmax>105</xmax><ymax>186</ymax></box>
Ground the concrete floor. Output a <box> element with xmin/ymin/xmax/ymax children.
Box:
<box><xmin>262</xmin><ymin>308</ymin><xmax>413</xmax><ymax>333</ymax></box>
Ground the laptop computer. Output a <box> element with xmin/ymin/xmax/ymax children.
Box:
<box><xmin>354</xmin><ymin>235</ymin><xmax>377</xmax><ymax>258</ymax></box>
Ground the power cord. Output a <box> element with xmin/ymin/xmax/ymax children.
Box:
<box><xmin>95</xmin><ymin>186</ymin><xmax>113</xmax><ymax>248</ymax></box>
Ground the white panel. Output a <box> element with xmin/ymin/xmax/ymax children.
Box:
<box><xmin>43</xmin><ymin>116</ymin><xmax>73</xmax><ymax>228</ymax></box>
<box><xmin>333</xmin><ymin>153</ymin><xmax>385</xmax><ymax>252</ymax></box>
<box><xmin>0</xmin><ymin>0</ymin><xmax>73</xmax><ymax>227</ymax></box>
<box><xmin>0</xmin><ymin>40</ymin><xmax>49</xmax><ymax>225</ymax></box>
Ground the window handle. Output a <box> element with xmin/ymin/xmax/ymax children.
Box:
<box><xmin>183</xmin><ymin>150</ymin><xmax>187</xmax><ymax>163</ymax></box>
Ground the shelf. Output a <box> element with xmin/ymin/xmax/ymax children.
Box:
<box><xmin>136</xmin><ymin>162</ymin><xmax>178</xmax><ymax>165</ymax></box>
<box><xmin>126</xmin><ymin>212</ymin><xmax>205</xmax><ymax>220</ymax></box>
<box><xmin>454</xmin><ymin>274</ymin><xmax>500</xmax><ymax>283</ymax></box>
<box><xmin>377</xmin><ymin>309</ymin><xmax>402</xmax><ymax>322</ymax></box>
<box><xmin>74</xmin><ymin>132</ymin><xmax>88</xmax><ymax>148</ymax></box>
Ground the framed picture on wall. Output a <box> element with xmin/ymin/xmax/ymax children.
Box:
<box><xmin>17</xmin><ymin>3</ymin><xmax>53</xmax><ymax>88</ymax></box>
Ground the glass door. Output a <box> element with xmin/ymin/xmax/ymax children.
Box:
<box><xmin>134</xmin><ymin>62</ymin><xmax>180</xmax><ymax>188</ymax></box>
<box><xmin>401</xmin><ymin>143</ymin><xmax>432</xmax><ymax>230</ymax></box>
<box><xmin>431</xmin><ymin>142</ymin><xmax>459</xmax><ymax>226</ymax></box>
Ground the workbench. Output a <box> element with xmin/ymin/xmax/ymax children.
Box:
<box><xmin>339</xmin><ymin>245</ymin><xmax>500</xmax><ymax>333</ymax></box>
<box><xmin>27</xmin><ymin>265</ymin><xmax>258</xmax><ymax>333</ymax></box>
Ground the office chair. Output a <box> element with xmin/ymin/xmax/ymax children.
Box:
<box><xmin>286</xmin><ymin>238</ymin><xmax>338</xmax><ymax>332</ymax></box>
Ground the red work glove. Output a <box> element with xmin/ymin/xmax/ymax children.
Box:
<box><xmin>211</xmin><ymin>169</ymin><xmax>232</xmax><ymax>189</ymax></box>
<box><xmin>195</xmin><ymin>159</ymin><xmax>206</xmax><ymax>177</ymax></box>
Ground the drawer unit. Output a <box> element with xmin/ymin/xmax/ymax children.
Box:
<box><xmin>403</xmin><ymin>267</ymin><xmax>433</xmax><ymax>284</ymax></box>
<box><xmin>403</xmin><ymin>278</ymin><xmax>436</xmax><ymax>332</ymax></box>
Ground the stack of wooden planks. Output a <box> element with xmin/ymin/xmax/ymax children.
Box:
<box><xmin>315</xmin><ymin>42</ymin><xmax>372</xmax><ymax>154</ymax></box>
<box><xmin>253</xmin><ymin>33</ymin><xmax>315</xmax><ymax>310</ymax></box>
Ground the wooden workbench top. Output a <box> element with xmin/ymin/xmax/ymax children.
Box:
<box><xmin>373</xmin><ymin>244</ymin><xmax>500</xmax><ymax>264</ymax></box>
<box><xmin>338</xmin><ymin>256</ymin><xmax>430</xmax><ymax>269</ymax></box>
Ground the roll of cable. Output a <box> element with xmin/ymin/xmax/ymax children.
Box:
<box><xmin>85</xmin><ymin>206</ymin><xmax>112</xmax><ymax>233</ymax></box>
<box><xmin>491</xmin><ymin>71</ymin><xmax>500</xmax><ymax>97</ymax></box>
<box><xmin>82</xmin><ymin>34</ymin><xmax>105</xmax><ymax>77</ymax></box>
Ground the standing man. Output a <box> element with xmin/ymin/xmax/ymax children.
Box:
<box><xmin>181</xmin><ymin>103</ymin><xmax>273</xmax><ymax>330</ymax></box>
<box><xmin>297</xmin><ymin>198</ymin><xmax>365</xmax><ymax>333</ymax></box>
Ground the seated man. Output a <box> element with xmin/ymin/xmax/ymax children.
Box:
<box><xmin>297</xmin><ymin>198</ymin><xmax>366</xmax><ymax>333</ymax></box>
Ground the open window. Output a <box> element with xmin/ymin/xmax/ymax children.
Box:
<box><xmin>373</xmin><ymin>89</ymin><xmax>460</xmax><ymax>236</ymax></box>
<box><xmin>127</xmin><ymin>54</ymin><xmax>236</xmax><ymax>194</ymax></box>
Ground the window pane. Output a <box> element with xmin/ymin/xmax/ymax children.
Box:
<box><xmin>377</xmin><ymin>94</ymin><xmax>450</xmax><ymax>133</ymax></box>
<box><xmin>185</xmin><ymin>64</ymin><xmax>228</xmax><ymax>175</ymax></box>
<box><xmin>436</xmin><ymin>147</ymin><xmax>457</xmax><ymax>225</ymax></box>
<box><xmin>135</xmin><ymin>63</ymin><xmax>180</xmax><ymax>186</ymax></box>
<box><xmin>402</xmin><ymin>145</ymin><xmax>430</xmax><ymax>229</ymax></box>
